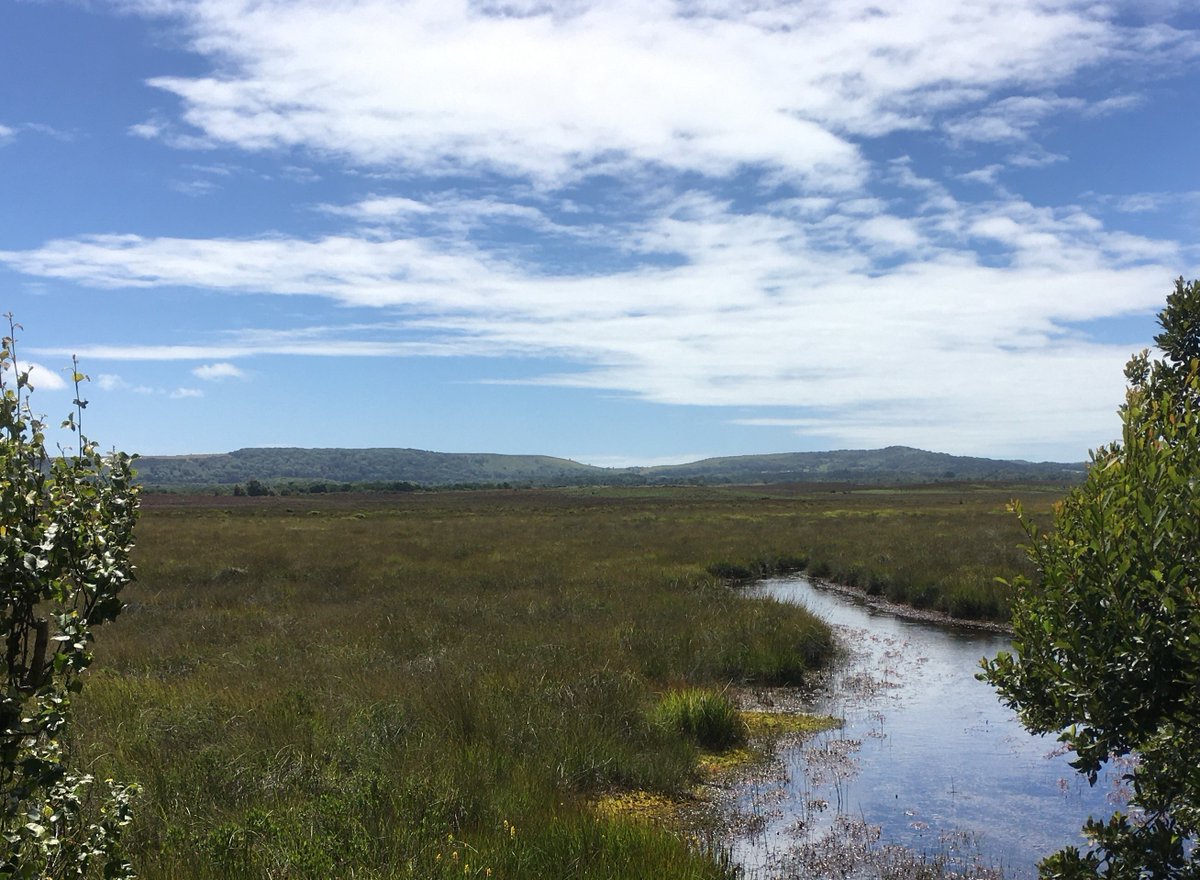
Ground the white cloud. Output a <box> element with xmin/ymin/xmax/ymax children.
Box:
<box><xmin>128</xmin><ymin>116</ymin><xmax>214</xmax><ymax>150</ymax></box>
<box><xmin>1115</xmin><ymin>193</ymin><xmax>1170</xmax><ymax>213</ymax></box>
<box><xmin>318</xmin><ymin>196</ymin><xmax>434</xmax><ymax>222</ymax></box>
<box><xmin>169</xmin><ymin>387</ymin><xmax>204</xmax><ymax>399</ymax></box>
<box><xmin>31</xmin><ymin>335</ymin><xmax>466</xmax><ymax>361</ymax></box>
<box><xmin>1</xmin><ymin>360</ymin><xmax>67</xmax><ymax>392</ymax></box>
<box><xmin>281</xmin><ymin>165</ymin><xmax>321</xmax><ymax>184</ymax></box>
<box><xmin>136</xmin><ymin>0</ymin><xmax>862</xmax><ymax>188</ymax></box>
<box><xmin>1098</xmin><ymin>191</ymin><xmax>1200</xmax><ymax>214</ymax></box>
<box><xmin>192</xmin><ymin>362</ymin><xmax>245</xmax><ymax>380</ymax></box>
<box><xmin>5</xmin><ymin>187</ymin><xmax>1182</xmax><ymax>456</ymax></box>
<box><xmin>945</xmin><ymin>95</ymin><xmax>1086</xmax><ymax>144</ymax></box>
<box><xmin>20</xmin><ymin>122</ymin><xmax>75</xmax><ymax>142</ymax></box>
<box><xmin>942</xmin><ymin>91</ymin><xmax>1143</xmax><ymax>168</ymax></box>
<box><xmin>0</xmin><ymin>122</ymin><xmax>67</xmax><ymax>146</ymax></box>
<box><xmin>128</xmin><ymin>120</ymin><xmax>164</xmax><ymax>140</ymax></box>
<box><xmin>185</xmin><ymin>162</ymin><xmax>237</xmax><ymax>177</ymax></box>
<box><xmin>318</xmin><ymin>193</ymin><xmax>603</xmax><ymax>250</ymax></box>
<box><xmin>959</xmin><ymin>164</ymin><xmax>1008</xmax><ymax>187</ymax></box>
<box><xmin>1007</xmin><ymin>148</ymin><xmax>1068</xmax><ymax>169</ymax></box>
<box><xmin>121</xmin><ymin>0</ymin><xmax>1189</xmax><ymax>189</ymax></box>
<box><xmin>170</xmin><ymin>178</ymin><xmax>218</xmax><ymax>197</ymax></box>
<box><xmin>95</xmin><ymin>374</ymin><xmax>187</xmax><ymax>395</ymax></box>
<box><xmin>856</xmin><ymin>216</ymin><xmax>923</xmax><ymax>250</ymax></box>
<box><xmin>1084</xmin><ymin>94</ymin><xmax>1143</xmax><ymax>117</ymax></box>
<box><xmin>8</xmin><ymin>0</ymin><xmax>1197</xmax><ymax>458</ymax></box>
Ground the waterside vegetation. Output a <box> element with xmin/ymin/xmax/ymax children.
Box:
<box><xmin>67</xmin><ymin>482</ymin><xmax>1055</xmax><ymax>877</ymax></box>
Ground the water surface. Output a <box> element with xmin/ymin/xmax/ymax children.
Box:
<box><xmin>731</xmin><ymin>576</ymin><xmax>1119</xmax><ymax>878</ymax></box>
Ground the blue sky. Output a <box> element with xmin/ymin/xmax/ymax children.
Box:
<box><xmin>2</xmin><ymin>0</ymin><xmax>1198</xmax><ymax>465</ymax></box>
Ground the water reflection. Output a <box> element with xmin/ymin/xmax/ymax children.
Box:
<box><xmin>731</xmin><ymin>576</ymin><xmax>1117</xmax><ymax>879</ymax></box>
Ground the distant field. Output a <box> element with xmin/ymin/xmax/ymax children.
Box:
<box><xmin>74</xmin><ymin>483</ymin><xmax>1058</xmax><ymax>878</ymax></box>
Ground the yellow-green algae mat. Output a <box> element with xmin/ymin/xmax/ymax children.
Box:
<box><xmin>592</xmin><ymin>710</ymin><xmax>840</xmax><ymax>827</ymax></box>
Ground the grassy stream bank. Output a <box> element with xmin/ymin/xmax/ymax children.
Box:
<box><xmin>73</xmin><ymin>484</ymin><xmax>1057</xmax><ymax>877</ymax></box>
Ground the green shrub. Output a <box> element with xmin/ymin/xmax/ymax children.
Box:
<box><xmin>0</xmin><ymin>328</ymin><xmax>140</xmax><ymax>878</ymax></box>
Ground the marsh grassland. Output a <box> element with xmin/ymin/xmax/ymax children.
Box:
<box><xmin>74</xmin><ymin>483</ymin><xmax>1059</xmax><ymax>878</ymax></box>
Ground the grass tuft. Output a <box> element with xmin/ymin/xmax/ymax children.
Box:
<box><xmin>652</xmin><ymin>689</ymin><xmax>747</xmax><ymax>751</ymax></box>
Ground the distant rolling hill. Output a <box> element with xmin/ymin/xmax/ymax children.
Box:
<box><xmin>132</xmin><ymin>445</ymin><xmax>1086</xmax><ymax>490</ymax></box>
<box><xmin>628</xmin><ymin>446</ymin><xmax>1085</xmax><ymax>484</ymax></box>
<box><xmin>131</xmin><ymin>447</ymin><xmax>605</xmax><ymax>488</ymax></box>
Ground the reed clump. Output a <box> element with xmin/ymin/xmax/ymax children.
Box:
<box><xmin>652</xmin><ymin>689</ymin><xmax>747</xmax><ymax>751</ymax></box>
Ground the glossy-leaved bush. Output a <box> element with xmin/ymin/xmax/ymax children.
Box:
<box><xmin>984</xmin><ymin>279</ymin><xmax>1200</xmax><ymax>879</ymax></box>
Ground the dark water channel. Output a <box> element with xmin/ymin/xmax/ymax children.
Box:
<box><xmin>731</xmin><ymin>576</ymin><xmax>1120</xmax><ymax>879</ymax></box>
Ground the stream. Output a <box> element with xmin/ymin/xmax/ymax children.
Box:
<box><xmin>729</xmin><ymin>575</ymin><xmax>1122</xmax><ymax>879</ymax></box>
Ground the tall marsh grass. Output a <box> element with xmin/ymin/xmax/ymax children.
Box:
<box><xmin>69</xmin><ymin>483</ymin><xmax>1056</xmax><ymax>877</ymax></box>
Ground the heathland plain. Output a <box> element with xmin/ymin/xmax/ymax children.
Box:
<box><xmin>74</xmin><ymin>482</ymin><xmax>1060</xmax><ymax>878</ymax></box>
